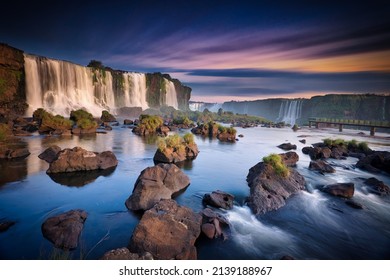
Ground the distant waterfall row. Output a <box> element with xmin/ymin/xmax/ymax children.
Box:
<box><xmin>24</xmin><ymin>54</ymin><xmax>179</xmax><ymax>116</ymax></box>
<box><xmin>277</xmin><ymin>99</ymin><xmax>303</xmax><ymax>126</ymax></box>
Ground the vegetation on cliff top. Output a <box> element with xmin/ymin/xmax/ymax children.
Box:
<box><xmin>263</xmin><ymin>153</ymin><xmax>289</xmax><ymax>177</ymax></box>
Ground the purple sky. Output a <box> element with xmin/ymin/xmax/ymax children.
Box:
<box><xmin>1</xmin><ymin>0</ymin><xmax>390</xmax><ymax>102</ymax></box>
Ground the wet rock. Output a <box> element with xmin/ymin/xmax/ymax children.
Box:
<box><xmin>302</xmin><ymin>146</ymin><xmax>313</xmax><ymax>155</ymax></box>
<box><xmin>310</xmin><ymin>147</ymin><xmax>331</xmax><ymax>160</ymax></box>
<box><xmin>201</xmin><ymin>223</ymin><xmax>216</xmax><ymax>239</ymax></box>
<box><xmin>46</xmin><ymin>147</ymin><xmax>118</xmax><ymax>173</ymax></box>
<box><xmin>299</xmin><ymin>139</ymin><xmax>306</xmax><ymax>144</ymax></box>
<box><xmin>281</xmin><ymin>255</ymin><xmax>295</xmax><ymax>260</ymax></box>
<box><xmin>309</xmin><ymin>160</ymin><xmax>336</xmax><ymax>173</ymax></box>
<box><xmin>279</xmin><ymin>151</ymin><xmax>299</xmax><ymax>167</ymax></box>
<box><xmin>0</xmin><ymin>147</ymin><xmax>30</xmax><ymax>160</ymax></box>
<box><xmin>238</xmin><ymin>134</ymin><xmax>244</xmax><ymax>138</ymax></box>
<box><xmin>123</xmin><ymin>119</ymin><xmax>134</xmax><ymax>125</ymax></box>
<box><xmin>364</xmin><ymin>177</ymin><xmax>390</xmax><ymax>196</ymax></box>
<box><xmin>322</xmin><ymin>183</ymin><xmax>354</xmax><ymax>198</ymax></box>
<box><xmin>129</xmin><ymin>199</ymin><xmax>202</xmax><ymax>260</ymax></box>
<box><xmin>38</xmin><ymin>145</ymin><xmax>62</xmax><ymax>163</ymax></box>
<box><xmin>100</xmin><ymin>248</ymin><xmax>153</xmax><ymax>260</ymax></box>
<box><xmin>356</xmin><ymin>151</ymin><xmax>390</xmax><ymax>174</ymax></box>
<box><xmin>246</xmin><ymin>162</ymin><xmax>306</xmax><ymax>215</ymax></box>
<box><xmin>331</xmin><ymin>146</ymin><xmax>346</xmax><ymax>159</ymax></box>
<box><xmin>0</xmin><ymin>221</ymin><xmax>15</xmax><ymax>232</ymax></box>
<box><xmin>277</xmin><ymin>143</ymin><xmax>297</xmax><ymax>151</ymax></box>
<box><xmin>125</xmin><ymin>163</ymin><xmax>190</xmax><ymax>211</ymax></box>
<box><xmin>100</xmin><ymin>110</ymin><xmax>116</xmax><ymax>122</ymax></box>
<box><xmin>153</xmin><ymin>143</ymin><xmax>199</xmax><ymax>164</ymax></box>
<box><xmin>203</xmin><ymin>190</ymin><xmax>234</xmax><ymax>210</ymax></box>
<box><xmin>345</xmin><ymin>200</ymin><xmax>363</xmax><ymax>209</ymax></box>
<box><xmin>41</xmin><ymin>209</ymin><xmax>87</xmax><ymax>250</ymax></box>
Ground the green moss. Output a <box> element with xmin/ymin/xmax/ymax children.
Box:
<box><xmin>42</xmin><ymin>113</ymin><xmax>73</xmax><ymax>130</ymax></box>
<box><xmin>76</xmin><ymin>118</ymin><xmax>98</xmax><ymax>130</ymax></box>
<box><xmin>263</xmin><ymin>153</ymin><xmax>289</xmax><ymax>177</ymax></box>
<box><xmin>358</xmin><ymin>141</ymin><xmax>370</xmax><ymax>152</ymax></box>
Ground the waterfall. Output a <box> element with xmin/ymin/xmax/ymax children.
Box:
<box><xmin>164</xmin><ymin>78</ymin><xmax>178</xmax><ymax>109</ymax></box>
<box><xmin>278</xmin><ymin>99</ymin><xmax>303</xmax><ymax>125</ymax></box>
<box><xmin>24</xmin><ymin>54</ymin><xmax>153</xmax><ymax>116</ymax></box>
<box><xmin>122</xmin><ymin>73</ymin><xmax>148</xmax><ymax>110</ymax></box>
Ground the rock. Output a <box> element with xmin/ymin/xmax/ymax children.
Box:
<box><xmin>46</xmin><ymin>147</ymin><xmax>118</xmax><ymax>173</ymax></box>
<box><xmin>201</xmin><ymin>223</ymin><xmax>216</xmax><ymax>239</ymax></box>
<box><xmin>299</xmin><ymin>139</ymin><xmax>306</xmax><ymax>144</ymax></box>
<box><xmin>281</xmin><ymin>255</ymin><xmax>295</xmax><ymax>260</ymax></box>
<box><xmin>364</xmin><ymin>177</ymin><xmax>390</xmax><ymax>195</ymax></box>
<box><xmin>38</xmin><ymin>145</ymin><xmax>62</xmax><ymax>163</ymax></box>
<box><xmin>309</xmin><ymin>160</ymin><xmax>336</xmax><ymax>173</ymax></box>
<box><xmin>100</xmin><ymin>110</ymin><xmax>116</xmax><ymax>122</ymax></box>
<box><xmin>302</xmin><ymin>146</ymin><xmax>313</xmax><ymax>155</ymax></box>
<box><xmin>246</xmin><ymin>162</ymin><xmax>306</xmax><ymax>215</ymax></box>
<box><xmin>309</xmin><ymin>147</ymin><xmax>331</xmax><ymax>160</ymax></box>
<box><xmin>217</xmin><ymin>132</ymin><xmax>236</xmax><ymax>142</ymax></box>
<box><xmin>238</xmin><ymin>134</ymin><xmax>244</xmax><ymax>138</ymax></box>
<box><xmin>157</xmin><ymin>125</ymin><xmax>170</xmax><ymax>136</ymax></box>
<box><xmin>330</xmin><ymin>146</ymin><xmax>345</xmax><ymax>159</ymax></box>
<box><xmin>322</xmin><ymin>183</ymin><xmax>354</xmax><ymax>198</ymax></box>
<box><xmin>203</xmin><ymin>190</ymin><xmax>234</xmax><ymax>210</ymax></box>
<box><xmin>128</xmin><ymin>199</ymin><xmax>202</xmax><ymax>260</ymax></box>
<box><xmin>71</xmin><ymin>127</ymin><xmax>96</xmax><ymax>135</ymax></box>
<box><xmin>41</xmin><ymin>209</ymin><xmax>87</xmax><ymax>250</ymax></box>
<box><xmin>345</xmin><ymin>200</ymin><xmax>363</xmax><ymax>209</ymax></box>
<box><xmin>0</xmin><ymin>221</ymin><xmax>15</xmax><ymax>232</ymax></box>
<box><xmin>123</xmin><ymin>119</ymin><xmax>134</xmax><ymax>125</ymax></box>
<box><xmin>0</xmin><ymin>147</ymin><xmax>30</xmax><ymax>159</ymax></box>
<box><xmin>348</xmin><ymin>152</ymin><xmax>366</xmax><ymax>159</ymax></box>
<box><xmin>279</xmin><ymin>151</ymin><xmax>299</xmax><ymax>167</ymax></box>
<box><xmin>356</xmin><ymin>151</ymin><xmax>390</xmax><ymax>174</ymax></box>
<box><xmin>277</xmin><ymin>143</ymin><xmax>297</xmax><ymax>151</ymax></box>
<box><xmin>100</xmin><ymin>248</ymin><xmax>153</xmax><ymax>260</ymax></box>
<box><xmin>153</xmin><ymin>143</ymin><xmax>199</xmax><ymax>164</ymax></box>
<box><xmin>125</xmin><ymin>163</ymin><xmax>190</xmax><ymax>211</ymax></box>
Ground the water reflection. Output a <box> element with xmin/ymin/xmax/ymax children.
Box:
<box><xmin>47</xmin><ymin>167</ymin><xmax>116</xmax><ymax>187</ymax></box>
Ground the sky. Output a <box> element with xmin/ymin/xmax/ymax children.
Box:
<box><xmin>1</xmin><ymin>0</ymin><xmax>390</xmax><ymax>102</ymax></box>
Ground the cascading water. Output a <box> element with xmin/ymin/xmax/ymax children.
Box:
<box><xmin>164</xmin><ymin>78</ymin><xmax>178</xmax><ymax>109</ymax></box>
<box><xmin>24</xmin><ymin>54</ymin><xmax>151</xmax><ymax>116</ymax></box>
<box><xmin>278</xmin><ymin>99</ymin><xmax>303</xmax><ymax>126</ymax></box>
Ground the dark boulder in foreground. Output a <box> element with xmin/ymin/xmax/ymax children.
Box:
<box><xmin>129</xmin><ymin>199</ymin><xmax>202</xmax><ymax>260</ymax></box>
<box><xmin>363</xmin><ymin>177</ymin><xmax>390</xmax><ymax>196</ymax></box>
<box><xmin>38</xmin><ymin>145</ymin><xmax>61</xmax><ymax>163</ymax></box>
<box><xmin>100</xmin><ymin>248</ymin><xmax>153</xmax><ymax>260</ymax></box>
<box><xmin>309</xmin><ymin>160</ymin><xmax>336</xmax><ymax>174</ymax></box>
<box><xmin>277</xmin><ymin>143</ymin><xmax>297</xmax><ymax>151</ymax></box>
<box><xmin>46</xmin><ymin>147</ymin><xmax>118</xmax><ymax>173</ymax></box>
<box><xmin>41</xmin><ymin>209</ymin><xmax>87</xmax><ymax>250</ymax></box>
<box><xmin>0</xmin><ymin>221</ymin><xmax>15</xmax><ymax>232</ymax></box>
<box><xmin>356</xmin><ymin>151</ymin><xmax>390</xmax><ymax>174</ymax></box>
<box><xmin>203</xmin><ymin>190</ymin><xmax>234</xmax><ymax>210</ymax></box>
<box><xmin>322</xmin><ymin>182</ymin><xmax>354</xmax><ymax>198</ymax></box>
<box><xmin>246</xmin><ymin>162</ymin><xmax>306</xmax><ymax>215</ymax></box>
<box><xmin>125</xmin><ymin>163</ymin><xmax>190</xmax><ymax>211</ymax></box>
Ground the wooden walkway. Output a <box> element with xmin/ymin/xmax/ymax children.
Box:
<box><xmin>308</xmin><ymin>118</ymin><xmax>390</xmax><ymax>136</ymax></box>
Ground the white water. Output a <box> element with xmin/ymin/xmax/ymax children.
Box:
<box><xmin>24</xmin><ymin>54</ymin><xmax>175</xmax><ymax>116</ymax></box>
<box><xmin>164</xmin><ymin>78</ymin><xmax>178</xmax><ymax>109</ymax></box>
<box><xmin>278</xmin><ymin>99</ymin><xmax>303</xmax><ymax>126</ymax></box>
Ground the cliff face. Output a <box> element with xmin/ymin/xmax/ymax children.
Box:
<box><xmin>145</xmin><ymin>73</ymin><xmax>191</xmax><ymax>110</ymax></box>
<box><xmin>222</xmin><ymin>94</ymin><xmax>390</xmax><ymax>125</ymax></box>
<box><xmin>0</xmin><ymin>43</ymin><xmax>27</xmax><ymax>117</ymax></box>
<box><xmin>0</xmin><ymin>43</ymin><xmax>191</xmax><ymax>117</ymax></box>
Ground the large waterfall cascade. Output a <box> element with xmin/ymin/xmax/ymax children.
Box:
<box><xmin>24</xmin><ymin>54</ymin><xmax>178</xmax><ymax>116</ymax></box>
<box><xmin>277</xmin><ymin>99</ymin><xmax>303</xmax><ymax>126</ymax></box>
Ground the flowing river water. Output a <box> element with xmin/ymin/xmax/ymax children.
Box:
<box><xmin>0</xmin><ymin>124</ymin><xmax>389</xmax><ymax>260</ymax></box>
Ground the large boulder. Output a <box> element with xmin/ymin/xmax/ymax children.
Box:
<box><xmin>153</xmin><ymin>143</ymin><xmax>199</xmax><ymax>164</ymax></box>
<box><xmin>41</xmin><ymin>209</ymin><xmax>87</xmax><ymax>250</ymax></box>
<box><xmin>356</xmin><ymin>151</ymin><xmax>390</xmax><ymax>174</ymax></box>
<box><xmin>279</xmin><ymin>151</ymin><xmax>299</xmax><ymax>167</ymax></box>
<box><xmin>246</xmin><ymin>162</ymin><xmax>306</xmax><ymax>215</ymax></box>
<box><xmin>46</xmin><ymin>147</ymin><xmax>118</xmax><ymax>173</ymax></box>
<box><xmin>322</xmin><ymin>183</ymin><xmax>354</xmax><ymax>198</ymax></box>
<box><xmin>128</xmin><ymin>199</ymin><xmax>202</xmax><ymax>260</ymax></box>
<box><xmin>125</xmin><ymin>163</ymin><xmax>190</xmax><ymax>211</ymax></box>
<box><xmin>203</xmin><ymin>190</ymin><xmax>234</xmax><ymax>210</ymax></box>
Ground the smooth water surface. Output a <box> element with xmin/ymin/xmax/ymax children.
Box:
<box><xmin>0</xmin><ymin>125</ymin><xmax>389</xmax><ymax>260</ymax></box>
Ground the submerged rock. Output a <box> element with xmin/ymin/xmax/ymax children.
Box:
<box><xmin>203</xmin><ymin>190</ymin><xmax>234</xmax><ymax>210</ymax></box>
<box><xmin>0</xmin><ymin>221</ymin><xmax>15</xmax><ymax>232</ymax></box>
<box><xmin>246</xmin><ymin>162</ymin><xmax>306</xmax><ymax>215</ymax></box>
<box><xmin>128</xmin><ymin>199</ymin><xmax>202</xmax><ymax>260</ymax></box>
<box><xmin>100</xmin><ymin>248</ymin><xmax>153</xmax><ymax>260</ymax></box>
<box><xmin>0</xmin><ymin>147</ymin><xmax>30</xmax><ymax>160</ymax></box>
<box><xmin>46</xmin><ymin>147</ymin><xmax>118</xmax><ymax>173</ymax></box>
<box><xmin>41</xmin><ymin>209</ymin><xmax>87</xmax><ymax>250</ymax></box>
<box><xmin>345</xmin><ymin>200</ymin><xmax>363</xmax><ymax>209</ymax></box>
<box><xmin>363</xmin><ymin>177</ymin><xmax>390</xmax><ymax>196</ymax></box>
<box><xmin>322</xmin><ymin>183</ymin><xmax>354</xmax><ymax>198</ymax></box>
<box><xmin>125</xmin><ymin>163</ymin><xmax>190</xmax><ymax>211</ymax></box>
<box><xmin>277</xmin><ymin>143</ymin><xmax>297</xmax><ymax>151</ymax></box>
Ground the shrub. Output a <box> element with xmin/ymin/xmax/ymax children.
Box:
<box><xmin>226</xmin><ymin>127</ymin><xmax>237</xmax><ymax>135</ymax></box>
<box><xmin>358</xmin><ymin>141</ymin><xmax>370</xmax><ymax>153</ymax></box>
<box><xmin>165</xmin><ymin>134</ymin><xmax>182</xmax><ymax>150</ymax></box>
<box><xmin>0</xmin><ymin>123</ymin><xmax>11</xmax><ymax>141</ymax></box>
<box><xmin>32</xmin><ymin>108</ymin><xmax>47</xmax><ymax>123</ymax></box>
<box><xmin>70</xmin><ymin>109</ymin><xmax>94</xmax><ymax>122</ymax></box>
<box><xmin>183</xmin><ymin>133</ymin><xmax>194</xmax><ymax>145</ymax></box>
<box><xmin>218</xmin><ymin>124</ymin><xmax>227</xmax><ymax>133</ymax></box>
<box><xmin>347</xmin><ymin>139</ymin><xmax>358</xmax><ymax>149</ymax></box>
<box><xmin>42</xmin><ymin>114</ymin><xmax>73</xmax><ymax>130</ymax></box>
<box><xmin>76</xmin><ymin>118</ymin><xmax>98</xmax><ymax>130</ymax></box>
<box><xmin>263</xmin><ymin>153</ymin><xmax>289</xmax><ymax>177</ymax></box>
<box><xmin>139</xmin><ymin>114</ymin><xmax>163</xmax><ymax>132</ymax></box>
